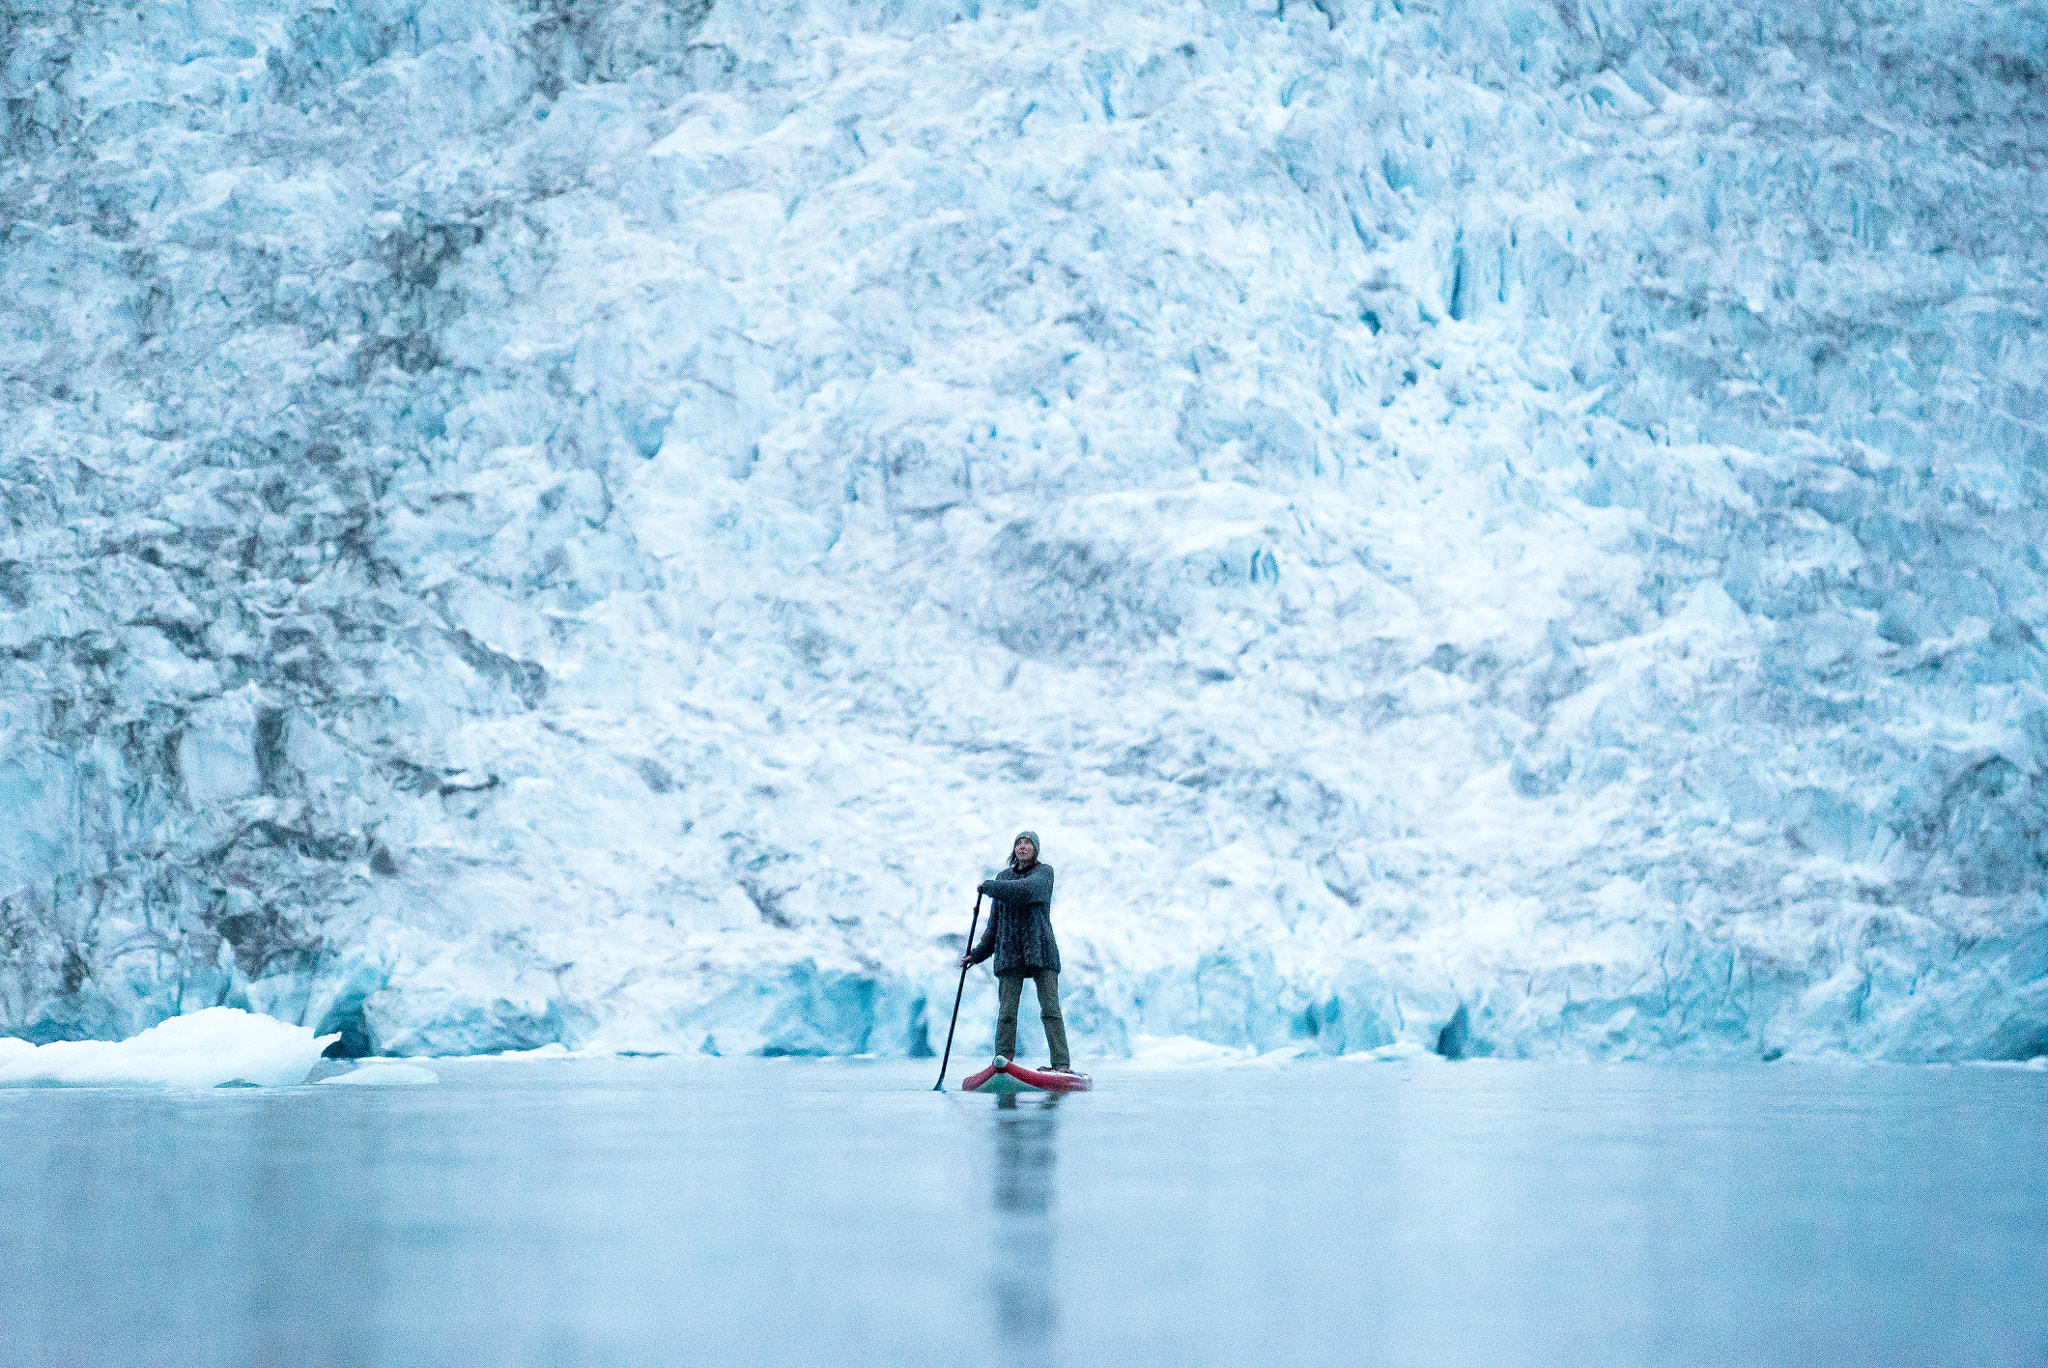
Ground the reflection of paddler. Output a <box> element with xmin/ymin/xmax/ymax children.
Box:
<box><xmin>960</xmin><ymin>831</ymin><xmax>1073</xmax><ymax>1074</ymax></box>
<box><xmin>991</xmin><ymin>1086</ymin><xmax>1058</xmax><ymax>1355</ymax></box>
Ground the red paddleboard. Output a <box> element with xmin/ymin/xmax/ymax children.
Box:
<box><xmin>961</xmin><ymin>1056</ymin><xmax>1093</xmax><ymax>1093</ymax></box>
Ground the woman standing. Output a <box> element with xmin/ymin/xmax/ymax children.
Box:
<box><xmin>960</xmin><ymin>831</ymin><xmax>1073</xmax><ymax>1073</ymax></box>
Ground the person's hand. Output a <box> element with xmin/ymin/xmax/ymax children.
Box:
<box><xmin>959</xmin><ymin>952</ymin><xmax>974</xmax><ymax>969</ymax></box>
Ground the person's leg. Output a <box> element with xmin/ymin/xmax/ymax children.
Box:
<box><xmin>995</xmin><ymin>973</ymin><xmax>1023</xmax><ymax>1061</ymax></box>
<box><xmin>1033</xmin><ymin>970</ymin><xmax>1071</xmax><ymax>1069</ymax></box>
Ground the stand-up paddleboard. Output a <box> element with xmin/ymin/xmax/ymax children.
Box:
<box><xmin>961</xmin><ymin>1056</ymin><xmax>1093</xmax><ymax>1093</ymax></box>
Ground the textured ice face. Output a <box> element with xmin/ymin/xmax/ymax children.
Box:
<box><xmin>2</xmin><ymin>0</ymin><xmax>2045</xmax><ymax>1061</ymax></box>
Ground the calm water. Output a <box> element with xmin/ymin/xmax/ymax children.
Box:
<box><xmin>2</xmin><ymin>1057</ymin><xmax>2043</xmax><ymax>1367</ymax></box>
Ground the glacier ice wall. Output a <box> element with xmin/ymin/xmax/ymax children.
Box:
<box><xmin>3</xmin><ymin>0</ymin><xmax>2045</xmax><ymax>1060</ymax></box>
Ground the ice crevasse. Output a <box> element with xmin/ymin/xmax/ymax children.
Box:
<box><xmin>1</xmin><ymin>0</ymin><xmax>2045</xmax><ymax>1062</ymax></box>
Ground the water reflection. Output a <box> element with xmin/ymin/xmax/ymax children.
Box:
<box><xmin>990</xmin><ymin>1093</ymin><xmax>1060</xmax><ymax>1367</ymax></box>
<box><xmin>6</xmin><ymin>1062</ymin><xmax>2040</xmax><ymax>1367</ymax></box>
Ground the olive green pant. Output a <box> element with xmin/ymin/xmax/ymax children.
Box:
<box><xmin>996</xmin><ymin>970</ymin><xmax>1070</xmax><ymax>1069</ymax></box>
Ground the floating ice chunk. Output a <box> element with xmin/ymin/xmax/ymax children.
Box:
<box><xmin>1345</xmin><ymin>1041</ymin><xmax>1442</xmax><ymax>1063</ymax></box>
<box><xmin>1125</xmin><ymin>1034</ymin><xmax>1260</xmax><ymax>1066</ymax></box>
<box><xmin>320</xmin><ymin>1063</ymin><xmax>439</xmax><ymax>1086</ymax></box>
<box><xmin>467</xmin><ymin>1042</ymin><xmax>577</xmax><ymax>1060</ymax></box>
<box><xmin>0</xmin><ymin>1008</ymin><xmax>335</xmax><ymax>1088</ymax></box>
<box><xmin>431</xmin><ymin>1041</ymin><xmax>619</xmax><ymax>1061</ymax></box>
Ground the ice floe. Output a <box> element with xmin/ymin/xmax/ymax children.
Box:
<box><xmin>0</xmin><ymin>1009</ymin><xmax>334</xmax><ymax>1089</ymax></box>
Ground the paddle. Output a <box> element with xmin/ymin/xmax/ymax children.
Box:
<box><xmin>932</xmin><ymin>892</ymin><xmax>983</xmax><ymax>1091</ymax></box>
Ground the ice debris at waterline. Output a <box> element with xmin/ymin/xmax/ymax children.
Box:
<box><xmin>0</xmin><ymin>1010</ymin><xmax>335</xmax><ymax>1088</ymax></box>
<box><xmin>320</xmin><ymin>1063</ymin><xmax>439</xmax><ymax>1086</ymax></box>
<box><xmin>3</xmin><ymin>0</ymin><xmax>2047</xmax><ymax>1064</ymax></box>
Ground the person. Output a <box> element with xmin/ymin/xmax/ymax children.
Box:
<box><xmin>960</xmin><ymin>830</ymin><xmax>1072</xmax><ymax>1073</ymax></box>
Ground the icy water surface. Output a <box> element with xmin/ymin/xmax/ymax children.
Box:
<box><xmin>3</xmin><ymin>1058</ymin><xmax>2043</xmax><ymax>1367</ymax></box>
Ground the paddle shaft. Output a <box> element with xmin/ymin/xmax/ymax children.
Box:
<box><xmin>933</xmin><ymin>893</ymin><xmax>983</xmax><ymax>1090</ymax></box>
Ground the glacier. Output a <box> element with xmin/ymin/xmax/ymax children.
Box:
<box><xmin>2</xmin><ymin>0</ymin><xmax>2045</xmax><ymax>1062</ymax></box>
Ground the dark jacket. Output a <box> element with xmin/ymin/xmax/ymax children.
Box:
<box><xmin>968</xmin><ymin>861</ymin><xmax>1059</xmax><ymax>976</ymax></box>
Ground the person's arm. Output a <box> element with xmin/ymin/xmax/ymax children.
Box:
<box><xmin>978</xmin><ymin>864</ymin><xmax>1053</xmax><ymax>906</ymax></box>
<box><xmin>965</xmin><ymin>905</ymin><xmax>999</xmax><ymax>965</ymax></box>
